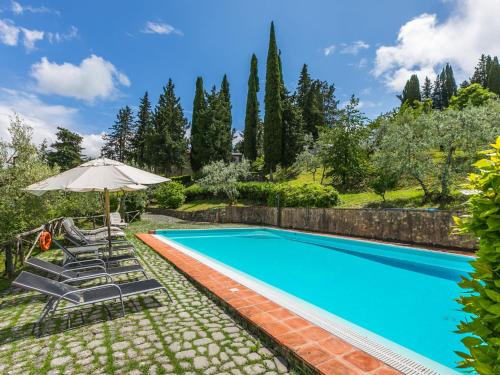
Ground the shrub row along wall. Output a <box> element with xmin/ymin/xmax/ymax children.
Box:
<box><xmin>148</xmin><ymin>206</ymin><xmax>476</xmax><ymax>250</ymax></box>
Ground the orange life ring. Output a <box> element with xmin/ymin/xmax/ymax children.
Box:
<box><xmin>39</xmin><ymin>231</ymin><xmax>52</xmax><ymax>251</ymax></box>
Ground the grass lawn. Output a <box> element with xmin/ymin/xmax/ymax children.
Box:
<box><xmin>338</xmin><ymin>187</ymin><xmax>425</xmax><ymax>208</ymax></box>
<box><xmin>178</xmin><ymin>199</ymin><xmax>250</xmax><ymax>211</ymax></box>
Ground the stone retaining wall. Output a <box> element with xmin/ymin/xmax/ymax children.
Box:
<box><xmin>148</xmin><ymin>206</ymin><xmax>475</xmax><ymax>250</ymax></box>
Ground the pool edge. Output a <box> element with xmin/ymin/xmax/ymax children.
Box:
<box><xmin>136</xmin><ymin>232</ymin><xmax>404</xmax><ymax>375</ymax></box>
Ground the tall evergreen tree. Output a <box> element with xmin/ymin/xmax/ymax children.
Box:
<box><xmin>432</xmin><ymin>76</ymin><xmax>444</xmax><ymax>110</ymax></box>
<box><xmin>154</xmin><ymin>79</ymin><xmax>188</xmax><ymax>174</ymax></box>
<box><xmin>132</xmin><ymin>92</ymin><xmax>154</xmax><ymax>168</ymax></box>
<box><xmin>296</xmin><ymin>64</ymin><xmax>312</xmax><ymax>110</ymax></box>
<box><xmin>302</xmin><ymin>80</ymin><xmax>325</xmax><ymax>138</ymax></box>
<box><xmin>47</xmin><ymin>127</ymin><xmax>83</xmax><ymax>170</ymax></box>
<box><xmin>219</xmin><ymin>75</ymin><xmax>233</xmax><ymax>161</ymax></box>
<box><xmin>281</xmin><ymin>91</ymin><xmax>305</xmax><ymax>167</ymax></box>
<box><xmin>421</xmin><ymin>77</ymin><xmax>433</xmax><ymax>100</ymax></box>
<box><xmin>399</xmin><ymin>74</ymin><xmax>421</xmax><ymax>107</ymax></box>
<box><xmin>487</xmin><ymin>56</ymin><xmax>500</xmax><ymax>95</ymax></box>
<box><xmin>102</xmin><ymin>106</ymin><xmax>135</xmax><ymax>162</ymax></box>
<box><xmin>190</xmin><ymin>77</ymin><xmax>207</xmax><ymax>171</ymax></box>
<box><xmin>263</xmin><ymin>21</ymin><xmax>283</xmax><ymax>173</ymax></box>
<box><xmin>243</xmin><ymin>54</ymin><xmax>260</xmax><ymax>161</ymax></box>
<box><xmin>441</xmin><ymin>63</ymin><xmax>457</xmax><ymax>107</ymax></box>
<box><xmin>470</xmin><ymin>54</ymin><xmax>489</xmax><ymax>88</ymax></box>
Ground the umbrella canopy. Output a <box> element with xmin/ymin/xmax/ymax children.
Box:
<box><xmin>25</xmin><ymin>157</ymin><xmax>168</xmax><ymax>196</ymax></box>
<box><xmin>24</xmin><ymin>157</ymin><xmax>170</xmax><ymax>250</ymax></box>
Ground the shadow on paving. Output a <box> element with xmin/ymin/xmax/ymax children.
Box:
<box><xmin>0</xmin><ymin>294</ymin><xmax>169</xmax><ymax>346</ymax></box>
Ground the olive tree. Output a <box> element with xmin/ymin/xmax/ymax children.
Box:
<box><xmin>198</xmin><ymin>160</ymin><xmax>251</xmax><ymax>204</ymax></box>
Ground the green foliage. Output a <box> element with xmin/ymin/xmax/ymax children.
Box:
<box><xmin>243</xmin><ymin>54</ymin><xmax>260</xmax><ymax>161</ymax></box>
<box><xmin>46</xmin><ymin>127</ymin><xmax>83</xmax><ymax>170</ymax></box>
<box><xmin>399</xmin><ymin>74</ymin><xmax>421</xmax><ymax>107</ymax></box>
<box><xmin>269</xmin><ymin>183</ymin><xmax>339</xmax><ymax>208</ymax></box>
<box><xmin>123</xmin><ymin>190</ymin><xmax>149</xmax><ymax>212</ymax></box>
<box><xmin>169</xmin><ymin>175</ymin><xmax>193</xmax><ymax>186</ymax></box>
<box><xmin>235</xmin><ymin>182</ymin><xmax>275</xmax><ymax>204</ymax></box>
<box><xmin>453</xmin><ymin>137</ymin><xmax>500</xmax><ymax>375</ymax></box>
<box><xmin>263</xmin><ymin>21</ymin><xmax>283</xmax><ymax>173</ymax></box>
<box><xmin>132</xmin><ymin>91</ymin><xmax>154</xmax><ymax>168</ymax></box>
<box><xmin>432</xmin><ymin>64</ymin><xmax>457</xmax><ymax>110</ymax></box>
<box><xmin>421</xmin><ymin>76</ymin><xmax>433</xmax><ymax>101</ymax></box>
<box><xmin>154</xmin><ymin>182</ymin><xmax>186</xmax><ymax>209</ymax></box>
<box><xmin>0</xmin><ymin>116</ymin><xmax>101</xmax><ymax>243</ymax></box>
<box><xmin>184</xmin><ymin>183</ymin><xmax>212</xmax><ymax>201</ymax></box>
<box><xmin>153</xmin><ymin>79</ymin><xmax>188</xmax><ymax>174</ymax></box>
<box><xmin>102</xmin><ymin>105</ymin><xmax>135</xmax><ymax>162</ymax></box>
<box><xmin>368</xmin><ymin>170</ymin><xmax>398</xmax><ymax>202</ymax></box>
<box><xmin>486</xmin><ymin>56</ymin><xmax>500</xmax><ymax>95</ymax></box>
<box><xmin>449</xmin><ymin>84</ymin><xmax>497</xmax><ymax>110</ymax></box>
<box><xmin>190</xmin><ymin>77</ymin><xmax>207</xmax><ymax>171</ymax></box>
<box><xmin>198</xmin><ymin>160</ymin><xmax>251</xmax><ymax>204</ymax></box>
<box><xmin>281</xmin><ymin>91</ymin><xmax>305</xmax><ymax>166</ymax></box>
<box><xmin>320</xmin><ymin>96</ymin><xmax>369</xmax><ymax>192</ymax></box>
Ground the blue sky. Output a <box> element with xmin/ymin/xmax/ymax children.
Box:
<box><xmin>1</xmin><ymin>0</ymin><xmax>499</xmax><ymax>156</ymax></box>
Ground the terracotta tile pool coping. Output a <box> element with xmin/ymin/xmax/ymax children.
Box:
<box><xmin>136</xmin><ymin>233</ymin><xmax>402</xmax><ymax>375</ymax></box>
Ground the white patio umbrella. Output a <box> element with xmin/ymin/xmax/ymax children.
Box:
<box><xmin>25</xmin><ymin>157</ymin><xmax>169</xmax><ymax>248</ymax></box>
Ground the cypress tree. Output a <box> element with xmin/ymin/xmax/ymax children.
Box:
<box><xmin>133</xmin><ymin>91</ymin><xmax>154</xmax><ymax>168</ymax></box>
<box><xmin>190</xmin><ymin>77</ymin><xmax>207</xmax><ymax>171</ymax></box>
<box><xmin>282</xmin><ymin>91</ymin><xmax>305</xmax><ymax>167</ymax></box>
<box><xmin>263</xmin><ymin>21</ymin><xmax>283</xmax><ymax>173</ymax></box>
<box><xmin>243</xmin><ymin>54</ymin><xmax>260</xmax><ymax>161</ymax></box>
<box><xmin>218</xmin><ymin>75</ymin><xmax>233</xmax><ymax>162</ymax></box>
<box><xmin>202</xmin><ymin>86</ymin><xmax>231</xmax><ymax>163</ymax></box>
<box><xmin>302</xmin><ymin>80</ymin><xmax>325</xmax><ymax>138</ymax></box>
<box><xmin>421</xmin><ymin>77</ymin><xmax>433</xmax><ymax>100</ymax></box>
<box><xmin>487</xmin><ymin>57</ymin><xmax>500</xmax><ymax>95</ymax></box>
<box><xmin>399</xmin><ymin>74</ymin><xmax>421</xmax><ymax>107</ymax></box>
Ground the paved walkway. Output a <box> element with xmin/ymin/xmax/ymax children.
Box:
<box><xmin>0</xmin><ymin>219</ymin><xmax>295</xmax><ymax>375</ymax></box>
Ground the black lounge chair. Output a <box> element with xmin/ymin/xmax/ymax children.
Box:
<box><xmin>52</xmin><ymin>239</ymin><xmax>140</xmax><ymax>267</ymax></box>
<box><xmin>26</xmin><ymin>257</ymin><xmax>148</xmax><ymax>283</ymax></box>
<box><xmin>12</xmin><ymin>271</ymin><xmax>172</xmax><ymax>335</ymax></box>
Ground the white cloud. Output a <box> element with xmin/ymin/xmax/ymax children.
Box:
<box><xmin>0</xmin><ymin>19</ymin><xmax>20</xmax><ymax>45</ymax></box>
<box><xmin>0</xmin><ymin>18</ymin><xmax>44</xmax><ymax>50</ymax></box>
<box><xmin>142</xmin><ymin>21</ymin><xmax>183</xmax><ymax>36</ymax></box>
<box><xmin>373</xmin><ymin>0</ymin><xmax>500</xmax><ymax>91</ymax></box>
<box><xmin>31</xmin><ymin>55</ymin><xmax>131</xmax><ymax>101</ymax></box>
<box><xmin>47</xmin><ymin>25</ymin><xmax>78</xmax><ymax>43</ymax></box>
<box><xmin>323</xmin><ymin>44</ymin><xmax>335</xmax><ymax>56</ymax></box>
<box><xmin>21</xmin><ymin>27</ymin><xmax>43</xmax><ymax>50</ymax></box>
<box><xmin>0</xmin><ymin>89</ymin><xmax>103</xmax><ymax>157</ymax></box>
<box><xmin>10</xmin><ymin>1</ymin><xmax>59</xmax><ymax>15</ymax></box>
<box><xmin>340</xmin><ymin>40</ymin><xmax>369</xmax><ymax>55</ymax></box>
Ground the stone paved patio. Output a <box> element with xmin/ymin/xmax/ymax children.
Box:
<box><xmin>0</xmin><ymin>218</ymin><xmax>296</xmax><ymax>375</ymax></box>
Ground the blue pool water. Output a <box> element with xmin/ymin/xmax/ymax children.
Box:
<box><xmin>156</xmin><ymin>228</ymin><xmax>473</xmax><ymax>372</ymax></box>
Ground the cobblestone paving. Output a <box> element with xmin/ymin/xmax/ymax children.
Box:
<box><xmin>0</xmin><ymin>219</ymin><xmax>296</xmax><ymax>375</ymax></box>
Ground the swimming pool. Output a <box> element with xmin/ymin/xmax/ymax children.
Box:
<box><xmin>155</xmin><ymin>227</ymin><xmax>474</xmax><ymax>374</ymax></box>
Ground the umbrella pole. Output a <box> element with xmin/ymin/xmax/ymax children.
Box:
<box><xmin>104</xmin><ymin>188</ymin><xmax>112</xmax><ymax>254</ymax></box>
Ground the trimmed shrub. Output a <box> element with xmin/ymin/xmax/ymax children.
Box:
<box><xmin>236</xmin><ymin>182</ymin><xmax>275</xmax><ymax>204</ymax></box>
<box><xmin>269</xmin><ymin>183</ymin><xmax>339</xmax><ymax>208</ymax></box>
<box><xmin>185</xmin><ymin>183</ymin><xmax>212</xmax><ymax>201</ymax></box>
<box><xmin>154</xmin><ymin>182</ymin><xmax>186</xmax><ymax>209</ymax></box>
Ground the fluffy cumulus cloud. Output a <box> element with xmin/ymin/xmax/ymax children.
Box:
<box><xmin>374</xmin><ymin>0</ymin><xmax>500</xmax><ymax>91</ymax></box>
<box><xmin>31</xmin><ymin>55</ymin><xmax>131</xmax><ymax>101</ymax></box>
<box><xmin>340</xmin><ymin>40</ymin><xmax>369</xmax><ymax>55</ymax></box>
<box><xmin>0</xmin><ymin>89</ymin><xmax>103</xmax><ymax>157</ymax></box>
<box><xmin>142</xmin><ymin>21</ymin><xmax>183</xmax><ymax>35</ymax></box>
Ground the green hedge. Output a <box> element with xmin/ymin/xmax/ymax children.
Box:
<box><xmin>155</xmin><ymin>182</ymin><xmax>186</xmax><ymax>209</ymax></box>
<box><xmin>185</xmin><ymin>181</ymin><xmax>339</xmax><ymax>208</ymax></box>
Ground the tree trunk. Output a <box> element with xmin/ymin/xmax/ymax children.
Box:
<box><xmin>414</xmin><ymin>174</ymin><xmax>431</xmax><ymax>203</ymax></box>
